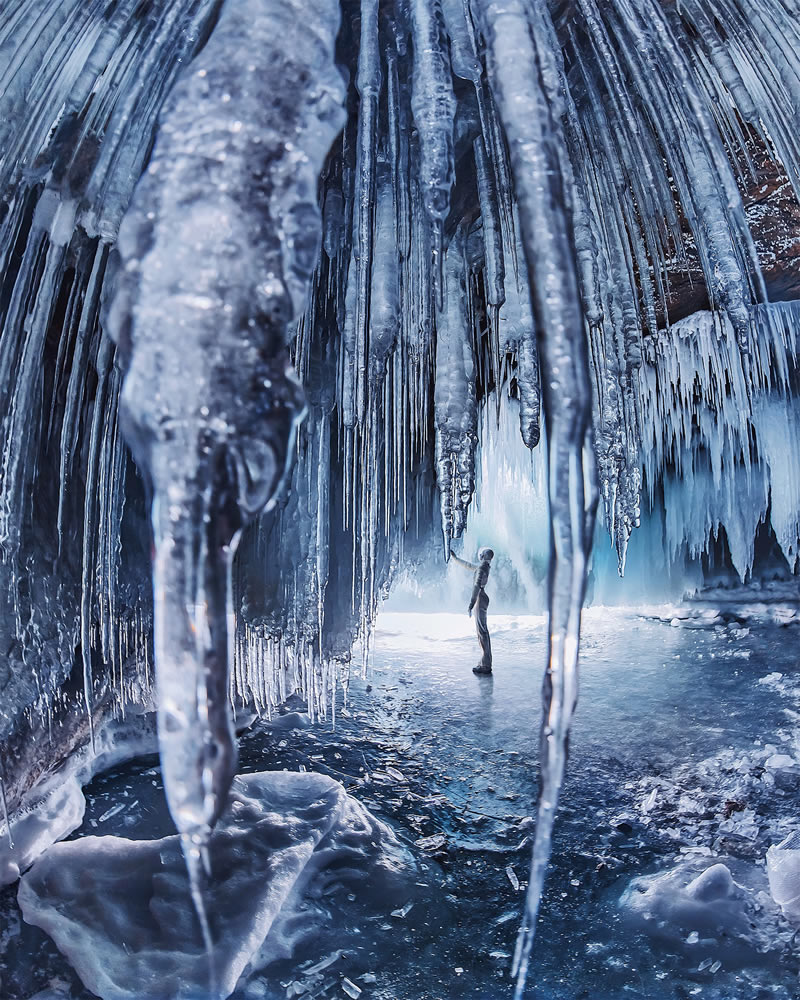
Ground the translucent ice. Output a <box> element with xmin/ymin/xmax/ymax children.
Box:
<box><xmin>18</xmin><ymin>772</ymin><xmax>411</xmax><ymax>1000</ymax></box>
<box><xmin>110</xmin><ymin>0</ymin><xmax>345</xmax><ymax>855</ymax></box>
<box><xmin>766</xmin><ymin>831</ymin><xmax>800</xmax><ymax>921</ymax></box>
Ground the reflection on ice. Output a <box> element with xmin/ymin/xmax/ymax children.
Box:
<box><xmin>375</xmin><ymin>611</ymin><xmax>547</xmax><ymax>648</ymax></box>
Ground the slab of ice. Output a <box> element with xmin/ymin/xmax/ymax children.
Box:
<box><xmin>18</xmin><ymin>772</ymin><xmax>410</xmax><ymax>1000</ymax></box>
<box><xmin>263</xmin><ymin>712</ymin><xmax>312</xmax><ymax>732</ymax></box>
<box><xmin>0</xmin><ymin>714</ymin><xmax>158</xmax><ymax>886</ymax></box>
<box><xmin>766</xmin><ymin>831</ymin><xmax>800</xmax><ymax>921</ymax></box>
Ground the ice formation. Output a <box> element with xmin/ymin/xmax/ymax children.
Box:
<box><xmin>0</xmin><ymin>714</ymin><xmax>157</xmax><ymax>886</ymax></box>
<box><xmin>18</xmin><ymin>771</ymin><xmax>411</xmax><ymax>1000</ymax></box>
<box><xmin>106</xmin><ymin>0</ymin><xmax>344</xmax><ymax>909</ymax></box>
<box><xmin>1</xmin><ymin>0</ymin><xmax>800</xmax><ymax>995</ymax></box>
<box><xmin>619</xmin><ymin>860</ymin><xmax>784</xmax><ymax>963</ymax></box>
<box><xmin>767</xmin><ymin>831</ymin><xmax>800</xmax><ymax>921</ymax></box>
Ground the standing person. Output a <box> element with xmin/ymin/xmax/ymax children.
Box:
<box><xmin>451</xmin><ymin>548</ymin><xmax>494</xmax><ymax>675</ymax></box>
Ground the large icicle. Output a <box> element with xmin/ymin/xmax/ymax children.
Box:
<box><xmin>0</xmin><ymin>0</ymin><xmax>222</xmax><ymax>768</ymax></box>
<box><xmin>475</xmin><ymin>1</ymin><xmax>599</xmax><ymax>994</ymax></box>
<box><xmin>351</xmin><ymin>0</ymin><xmax>381</xmax><ymax>425</ymax></box>
<box><xmin>410</xmin><ymin>0</ymin><xmax>457</xmax><ymax>299</ymax></box>
<box><xmin>109</xmin><ymin>0</ymin><xmax>345</xmax><ymax>893</ymax></box>
<box><xmin>434</xmin><ymin>231</ymin><xmax>478</xmax><ymax>554</ymax></box>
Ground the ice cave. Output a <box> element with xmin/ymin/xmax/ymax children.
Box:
<box><xmin>2</xmin><ymin>0</ymin><xmax>800</xmax><ymax>997</ymax></box>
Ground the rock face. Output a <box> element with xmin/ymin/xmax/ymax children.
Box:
<box><xmin>662</xmin><ymin>138</ymin><xmax>800</xmax><ymax>324</ymax></box>
<box><xmin>18</xmin><ymin>772</ymin><xmax>412</xmax><ymax>1000</ymax></box>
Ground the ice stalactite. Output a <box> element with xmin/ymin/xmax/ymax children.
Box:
<box><xmin>107</xmin><ymin>0</ymin><xmax>345</xmax><ymax>922</ymax></box>
<box><xmin>434</xmin><ymin>232</ymin><xmax>478</xmax><ymax>555</ymax></box>
<box><xmin>410</xmin><ymin>0</ymin><xmax>457</xmax><ymax>301</ymax></box>
<box><xmin>496</xmin><ymin>231</ymin><xmax>541</xmax><ymax>449</ymax></box>
<box><xmin>640</xmin><ymin>306</ymin><xmax>800</xmax><ymax>580</ymax></box>
<box><xmin>349</xmin><ymin>0</ymin><xmax>381</xmax><ymax>428</ymax></box>
<box><xmin>675</xmin><ymin>0</ymin><xmax>800</xmax><ymax>203</ymax></box>
<box><xmin>474</xmin><ymin>1</ymin><xmax>598</xmax><ymax>992</ymax></box>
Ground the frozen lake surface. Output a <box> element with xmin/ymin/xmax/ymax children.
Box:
<box><xmin>1</xmin><ymin>609</ymin><xmax>799</xmax><ymax>999</ymax></box>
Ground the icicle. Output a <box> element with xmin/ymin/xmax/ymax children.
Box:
<box><xmin>474</xmin><ymin>1</ymin><xmax>598</xmax><ymax>994</ymax></box>
<box><xmin>410</xmin><ymin>0</ymin><xmax>457</xmax><ymax>302</ymax></box>
<box><xmin>369</xmin><ymin>163</ymin><xmax>400</xmax><ymax>382</ymax></box>
<box><xmin>441</xmin><ymin>0</ymin><xmax>482</xmax><ymax>84</ymax></box>
<box><xmin>434</xmin><ymin>231</ymin><xmax>478</xmax><ymax>555</ymax></box>
<box><xmin>110</xmin><ymin>0</ymin><xmax>344</xmax><ymax>867</ymax></box>
<box><xmin>517</xmin><ymin>334</ymin><xmax>541</xmax><ymax>450</ymax></box>
<box><xmin>352</xmin><ymin>0</ymin><xmax>381</xmax><ymax>425</ymax></box>
<box><xmin>473</xmin><ymin>137</ymin><xmax>505</xmax><ymax>311</ymax></box>
<box><xmin>0</xmin><ymin>771</ymin><xmax>13</xmax><ymax>850</ymax></box>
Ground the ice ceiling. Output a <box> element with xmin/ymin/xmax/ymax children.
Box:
<box><xmin>1</xmin><ymin>0</ymin><xmax>800</xmax><ymax>994</ymax></box>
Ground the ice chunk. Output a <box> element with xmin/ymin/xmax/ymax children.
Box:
<box><xmin>766</xmin><ymin>831</ymin><xmax>800</xmax><ymax>921</ymax></box>
<box><xmin>0</xmin><ymin>715</ymin><xmax>157</xmax><ymax>886</ymax></box>
<box><xmin>415</xmin><ymin>834</ymin><xmax>447</xmax><ymax>852</ymax></box>
<box><xmin>18</xmin><ymin>773</ymin><xmax>411</xmax><ymax>1000</ymax></box>
<box><xmin>765</xmin><ymin>754</ymin><xmax>796</xmax><ymax>772</ymax></box>
<box><xmin>619</xmin><ymin>860</ymin><xmax>780</xmax><ymax>960</ymax></box>
<box><xmin>264</xmin><ymin>712</ymin><xmax>312</xmax><ymax>732</ymax></box>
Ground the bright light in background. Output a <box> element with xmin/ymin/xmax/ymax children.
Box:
<box><xmin>385</xmin><ymin>395</ymin><xmax>701</xmax><ymax>616</ymax></box>
<box><xmin>386</xmin><ymin>397</ymin><xmax>551</xmax><ymax>614</ymax></box>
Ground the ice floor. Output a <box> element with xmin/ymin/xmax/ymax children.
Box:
<box><xmin>2</xmin><ymin>609</ymin><xmax>800</xmax><ymax>999</ymax></box>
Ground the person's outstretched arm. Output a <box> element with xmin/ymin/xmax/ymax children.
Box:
<box><xmin>451</xmin><ymin>553</ymin><xmax>478</xmax><ymax>572</ymax></box>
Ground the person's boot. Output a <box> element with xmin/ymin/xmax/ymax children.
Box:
<box><xmin>472</xmin><ymin>663</ymin><xmax>492</xmax><ymax>675</ymax></box>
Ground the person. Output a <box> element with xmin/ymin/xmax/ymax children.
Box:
<box><xmin>451</xmin><ymin>547</ymin><xmax>494</xmax><ymax>675</ymax></box>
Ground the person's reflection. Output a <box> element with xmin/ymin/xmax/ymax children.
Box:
<box><xmin>474</xmin><ymin>658</ymin><xmax>494</xmax><ymax>736</ymax></box>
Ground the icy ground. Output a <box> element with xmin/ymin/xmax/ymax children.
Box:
<box><xmin>1</xmin><ymin>609</ymin><xmax>800</xmax><ymax>1000</ymax></box>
